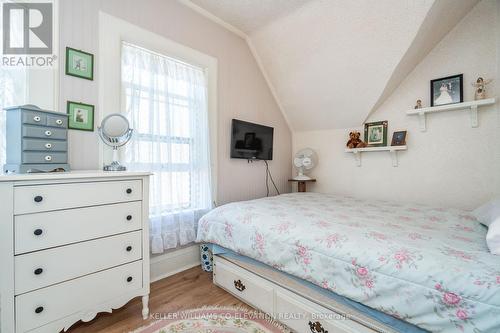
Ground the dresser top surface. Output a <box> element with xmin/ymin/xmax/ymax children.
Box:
<box><xmin>0</xmin><ymin>170</ymin><xmax>151</xmax><ymax>182</ymax></box>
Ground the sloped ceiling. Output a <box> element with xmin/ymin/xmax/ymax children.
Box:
<box><xmin>188</xmin><ymin>0</ymin><xmax>479</xmax><ymax>131</ymax></box>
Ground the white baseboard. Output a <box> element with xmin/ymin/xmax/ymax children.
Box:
<box><xmin>150</xmin><ymin>245</ymin><xmax>201</xmax><ymax>282</ymax></box>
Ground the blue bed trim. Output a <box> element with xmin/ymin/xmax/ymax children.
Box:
<box><xmin>207</xmin><ymin>244</ymin><xmax>427</xmax><ymax>333</ymax></box>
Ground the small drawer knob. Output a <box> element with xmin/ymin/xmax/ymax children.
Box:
<box><xmin>34</xmin><ymin>268</ymin><xmax>43</xmax><ymax>275</ymax></box>
<box><xmin>35</xmin><ymin>306</ymin><xmax>44</xmax><ymax>314</ymax></box>
<box><xmin>234</xmin><ymin>279</ymin><xmax>246</xmax><ymax>292</ymax></box>
<box><xmin>126</xmin><ymin>188</ymin><xmax>132</xmax><ymax>194</ymax></box>
<box><xmin>45</xmin><ymin>143</ymin><xmax>52</xmax><ymax>149</ymax></box>
<box><xmin>34</xmin><ymin>229</ymin><xmax>43</xmax><ymax>236</ymax></box>
<box><xmin>45</xmin><ymin>130</ymin><xmax>52</xmax><ymax>136</ymax></box>
<box><xmin>126</xmin><ymin>246</ymin><xmax>132</xmax><ymax>252</ymax></box>
<box><xmin>34</xmin><ymin>195</ymin><xmax>43</xmax><ymax>202</ymax></box>
<box><xmin>44</xmin><ymin>155</ymin><xmax>52</xmax><ymax>161</ymax></box>
<box><xmin>126</xmin><ymin>215</ymin><xmax>132</xmax><ymax>221</ymax></box>
<box><xmin>309</xmin><ymin>321</ymin><xmax>328</xmax><ymax>333</ymax></box>
<box><xmin>56</xmin><ymin>119</ymin><xmax>63</xmax><ymax>125</ymax></box>
<box><xmin>127</xmin><ymin>276</ymin><xmax>133</xmax><ymax>282</ymax></box>
<box><xmin>33</xmin><ymin>116</ymin><xmax>41</xmax><ymax>122</ymax></box>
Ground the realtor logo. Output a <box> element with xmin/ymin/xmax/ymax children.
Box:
<box><xmin>2</xmin><ymin>2</ymin><xmax>53</xmax><ymax>54</ymax></box>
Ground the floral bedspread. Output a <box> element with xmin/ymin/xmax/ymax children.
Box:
<box><xmin>196</xmin><ymin>193</ymin><xmax>500</xmax><ymax>333</ymax></box>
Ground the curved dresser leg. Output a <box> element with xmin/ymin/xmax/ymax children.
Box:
<box><xmin>142</xmin><ymin>294</ymin><xmax>149</xmax><ymax>320</ymax></box>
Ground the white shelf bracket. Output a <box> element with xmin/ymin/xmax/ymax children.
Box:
<box><xmin>390</xmin><ymin>150</ymin><xmax>399</xmax><ymax>167</ymax></box>
<box><xmin>418</xmin><ymin>112</ymin><xmax>426</xmax><ymax>132</ymax></box>
<box><xmin>353</xmin><ymin>151</ymin><xmax>361</xmax><ymax>167</ymax></box>
<box><xmin>470</xmin><ymin>105</ymin><xmax>478</xmax><ymax>127</ymax></box>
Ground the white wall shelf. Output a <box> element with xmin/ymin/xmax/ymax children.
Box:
<box><xmin>406</xmin><ymin>98</ymin><xmax>496</xmax><ymax>132</ymax></box>
<box><xmin>345</xmin><ymin>146</ymin><xmax>407</xmax><ymax>167</ymax></box>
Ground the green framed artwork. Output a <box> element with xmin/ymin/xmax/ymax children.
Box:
<box><xmin>67</xmin><ymin>101</ymin><xmax>95</xmax><ymax>131</ymax></box>
<box><xmin>65</xmin><ymin>47</ymin><xmax>94</xmax><ymax>80</ymax></box>
<box><xmin>364</xmin><ymin>120</ymin><xmax>388</xmax><ymax>147</ymax></box>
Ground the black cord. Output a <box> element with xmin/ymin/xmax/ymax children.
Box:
<box><xmin>264</xmin><ymin>160</ymin><xmax>280</xmax><ymax>196</ymax></box>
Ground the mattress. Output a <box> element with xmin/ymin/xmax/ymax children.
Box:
<box><xmin>196</xmin><ymin>193</ymin><xmax>500</xmax><ymax>333</ymax></box>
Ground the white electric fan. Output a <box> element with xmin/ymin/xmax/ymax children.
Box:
<box><xmin>293</xmin><ymin>148</ymin><xmax>318</xmax><ymax>180</ymax></box>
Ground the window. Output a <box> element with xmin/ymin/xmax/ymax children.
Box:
<box><xmin>121</xmin><ymin>42</ymin><xmax>212</xmax><ymax>253</ymax></box>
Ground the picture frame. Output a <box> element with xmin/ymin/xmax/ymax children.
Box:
<box><xmin>430</xmin><ymin>74</ymin><xmax>463</xmax><ymax>107</ymax></box>
<box><xmin>391</xmin><ymin>130</ymin><xmax>407</xmax><ymax>146</ymax></box>
<box><xmin>364</xmin><ymin>121</ymin><xmax>388</xmax><ymax>147</ymax></box>
<box><xmin>65</xmin><ymin>47</ymin><xmax>94</xmax><ymax>80</ymax></box>
<box><xmin>67</xmin><ymin>101</ymin><xmax>95</xmax><ymax>131</ymax></box>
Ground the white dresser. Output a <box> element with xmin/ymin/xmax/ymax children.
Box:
<box><xmin>0</xmin><ymin>171</ymin><xmax>151</xmax><ymax>333</ymax></box>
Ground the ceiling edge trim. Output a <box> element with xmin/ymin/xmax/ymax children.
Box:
<box><xmin>246</xmin><ymin>38</ymin><xmax>294</xmax><ymax>132</ymax></box>
<box><xmin>175</xmin><ymin>0</ymin><xmax>247</xmax><ymax>39</ymax></box>
<box><xmin>176</xmin><ymin>0</ymin><xmax>293</xmax><ymax>132</ymax></box>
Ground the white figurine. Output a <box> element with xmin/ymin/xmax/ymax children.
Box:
<box><xmin>471</xmin><ymin>77</ymin><xmax>492</xmax><ymax>100</ymax></box>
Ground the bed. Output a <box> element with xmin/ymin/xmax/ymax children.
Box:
<box><xmin>196</xmin><ymin>193</ymin><xmax>500</xmax><ymax>333</ymax></box>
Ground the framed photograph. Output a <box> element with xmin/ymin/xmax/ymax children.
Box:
<box><xmin>391</xmin><ymin>130</ymin><xmax>407</xmax><ymax>146</ymax></box>
<box><xmin>364</xmin><ymin>121</ymin><xmax>388</xmax><ymax>147</ymax></box>
<box><xmin>65</xmin><ymin>47</ymin><xmax>94</xmax><ymax>80</ymax></box>
<box><xmin>67</xmin><ymin>101</ymin><xmax>95</xmax><ymax>131</ymax></box>
<box><xmin>430</xmin><ymin>74</ymin><xmax>463</xmax><ymax>107</ymax></box>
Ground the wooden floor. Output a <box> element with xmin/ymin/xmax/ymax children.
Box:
<box><xmin>68</xmin><ymin>266</ymin><xmax>248</xmax><ymax>333</ymax></box>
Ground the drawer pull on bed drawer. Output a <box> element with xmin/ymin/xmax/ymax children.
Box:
<box><xmin>34</xmin><ymin>195</ymin><xmax>43</xmax><ymax>203</ymax></box>
<box><xmin>309</xmin><ymin>321</ymin><xmax>328</xmax><ymax>333</ymax></box>
<box><xmin>33</xmin><ymin>229</ymin><xmax>43</xmax><ymax>236</ymax></box>
<box><xmin>34</xmin><ymin>268</ymin><xmax>43</xmax><ymax>275</ymax></box>
<box><xmin>234</xmin><ymin>279</ymin><xmax>246</xmax><ymax>292</ymax></box>
<box><xmin>35</xmin><ymin>306</ymin><xmax>44</xmax><ymax>314</ymax></box>
<box><xmin>127</xmin><ymin>276</ymin><xmax>133</xmax><ymax>282</ymax></box>
<box><xmin>126</xmin><ymin>246</ymin><xmax>132</xmax><ymax>252</ymax></box>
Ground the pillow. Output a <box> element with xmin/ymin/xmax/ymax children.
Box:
<box><xmin>472</xmin><ymin>197</ymin><xmax>500</xmax><ymax>226</ymax></box>
<box><xmin>486</xmin><ymin>217</ymin><xmax>500</xmax><ymax>255</ymax></box>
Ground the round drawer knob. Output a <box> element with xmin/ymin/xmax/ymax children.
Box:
<box><xmin>127</xmin><ymin>276</ymin><xmax>133</xmax><ymax>282</ymax></box>
<box><xmin>45</xmin><ymin>130</ymin><xmax>52</xmax><ymax>136</ymax></box>
<box><xmin>56</xmin><ymin>119</ymin><xmax>63</xmax><ymax>125</ymax></box>
<box><xmin>126</xmin><ymin>215</ymin><xmax>132</xmax><ymax>221</ymax></box>
<box><xmin>33</xmin><ymin>116</ymin><xmax>41</xmax><ymax>122</ymax></box>
<box><xmin>126</xmin><ymin>246</ymin><xmax>132</xmax><ymax>252</ymax></box>
<box><xmin>44</xmin><ymin>155</ymin><xmax>52</xmax><ymax>161</ymax></box>
<box><xmin>34</xmin><ymin>268</ymin><xmax>43</xmax><ymax>275</ymax></box>
<box><xmin>34</xmin><ymin>229</ymin><xmax>43</xmax><ymax>236</ymax></box>
<box><xmin>35</xmin><ymin>306</ymin><xmax>44</xmax><ymax>314</ymax></box>
<box><xmin>45</xmin><ymin>143</ymin><xmax>52</xmax><ymax>149</ymax></box>
<box><xmin>34</xmin><ymin>195</ymin><xmax>43</xmax><ymax>203</ymax></box>
<box><xmin>126</xmin><ymin>188</ymin><xmax>132</xmax><ymax>194</ymax></box>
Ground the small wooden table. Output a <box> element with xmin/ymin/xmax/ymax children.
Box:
<box><xmin>288</xmin><ymin>179</ymin><xmax>316</xmax><ymax>192</ymax></box>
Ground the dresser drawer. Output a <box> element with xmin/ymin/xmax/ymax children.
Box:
<box><xmin>15</xmin><ymin>260</ymin><xmax>143</xmax><ymax>333</ymax></box>
<box><xmin>14</xmin><ymin>180</ymin><xmax>142</xmax><ymax>214</ymax></box>
<box><xmin>15</xmin><ymin>231</ymin><xmax>142</xmax><ymax>295</ymax></box>
<box><xmin>22</xmin><ymin>152</ymin><xmax>67</xmax><ymax>164</ymax></box>
<box><xmin>15</xmin><ymin>201</ymin><xmax>142</xmax><ymax>254</ymax></box>
<box><xmin>46</xmin><ymin>114</ymin><xmax>67</xmax><ymax>128</ymax></box>
<box><xmin>214</xmin><ymin>259</ymin><xmax>274</xmax><ymax>314</ymax></box>
<box><xmin>22</xmin><ymin>125</ymin><xmax>67</xmax><ymax>140</ymax></box>
<box><xmin>22</xmin><ymin>111</ymin><xmax>47</xmax><ymax>126</ymax></box>
<box><xmin>22</xmin><ymin>139</ymin><xmax>67</xmax><ymax>152</ymax></box>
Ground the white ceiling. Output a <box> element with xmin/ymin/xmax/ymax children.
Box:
<box><xmin>186</xmin><ymin>0</ymin><xmax>479</xmax><ymax>131</ymax></box>
<box><xmin>189</xmin><ymin>0</ymin><xmax>310</xmax><ymax>34</ymax></box>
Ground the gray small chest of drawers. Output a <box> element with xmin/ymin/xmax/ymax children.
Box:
<box><xmin>3</xmin><ymin>105</ymin><xmax>70</xmax><ymax>173</ymax></box>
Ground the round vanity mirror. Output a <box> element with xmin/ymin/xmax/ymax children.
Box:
<box><xmin>98</xmin><ymin>113</ymin><xmax>133</xmax><ymax>171</ymax></box>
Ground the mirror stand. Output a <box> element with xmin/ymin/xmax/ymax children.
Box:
<box><xmin>103</xmin><ymin>147</ymin><xmax>127</xmax><ymax>171</ymax></box>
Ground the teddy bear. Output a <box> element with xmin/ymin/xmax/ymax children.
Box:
<box><xmin>346</xmin><ymin>131</ymin><xmax>367</xmax><ymax>149</ymax></box>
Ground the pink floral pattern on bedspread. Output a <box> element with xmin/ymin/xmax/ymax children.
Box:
<box><xmin>196</xmin><ymin>193</ymin><xmax>500</xmax><ymax>333</ymax></box>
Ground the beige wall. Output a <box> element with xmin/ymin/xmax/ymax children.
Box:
<box><xmin>293</xmin><ymin>0</ymin><xmax>499</xmax><ymax>209</ymax></box>
<box><xmin>59</xmin><ymin>0</ymin><xmax>292</xmax><ymax>204</ymax></box>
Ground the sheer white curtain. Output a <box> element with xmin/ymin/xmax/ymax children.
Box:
<box><xmin>121</xmin><ymin>42</ymin><xmax>212</xmax><ymax>254</ymax></box>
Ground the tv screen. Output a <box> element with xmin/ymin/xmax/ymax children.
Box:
<box><xmin>230</xmin><ymin>119</ymin><xmax>274</xmax><ymax>160</ymax></box>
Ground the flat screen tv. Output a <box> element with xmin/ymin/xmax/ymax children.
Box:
<box><xmin>230</xmin><ymin>119</ymin><xmax>274</xmax><ymax>160</ymax></box>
